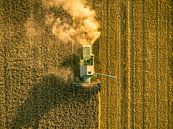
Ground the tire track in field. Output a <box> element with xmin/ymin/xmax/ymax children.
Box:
<box><xmin>120</xmin><ymin>0</ymin><xmax>128</xmax><ymax>128</ymax></box>
<box><xmin>130</xmin><ymin>0</ymin><xmax>135</xmax><ymax>128</ymax></box>
<box><xmin>167</xmin><ymin>4</ymin><xmax>173</xmax><ymax>129</ymax></box>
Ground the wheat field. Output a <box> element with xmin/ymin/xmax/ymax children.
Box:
<box><xmin>0</xmin><ymin>0</ymin><xmax>172</xmax><ymax>129</ymax></box>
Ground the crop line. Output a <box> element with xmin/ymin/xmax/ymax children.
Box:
<box><xmin>106</xmin><ymin>0</ymin><xmax>110</xmax><ymax>128</ymax></box>
<box><xmin>142</xmin><ymin>0</ymin><xmax>146</xmax><ymax>128</ymax></box>
<box><xmin>155</xmin><ymin>1</ymin><xmax>159</xmax><ymax>129</ymax></box>
<box><xmin>118</xmin><ymin>1</ymin><xmax>121</xmax><ymax>129</ymax></box>
<box><xmin>166</xmin><ymin>4</ymin><xmax>170</xmax><ymax>129</ymax></box>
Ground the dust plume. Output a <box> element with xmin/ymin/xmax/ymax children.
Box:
<box><xmin>43</xmin><ymin>0</ymin><xmax>101</xmax><ymax>45</ymax></box>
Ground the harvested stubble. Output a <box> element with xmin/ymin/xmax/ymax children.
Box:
<box><xmin>0</xmin><ymin>0</ymin><xmax>99</xmax><ymax>128</ymax></box>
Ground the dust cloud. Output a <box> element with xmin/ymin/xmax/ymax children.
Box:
<box><xmin>43</xmin><ymin>0</ymin><xmax>101</xmax><ymax>45</ymax></box>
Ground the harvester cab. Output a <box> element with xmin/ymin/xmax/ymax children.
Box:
<box><xmin>80</xmin><ymin>45</ymin><xmax>95</xmax><ymax>82</ymax></box>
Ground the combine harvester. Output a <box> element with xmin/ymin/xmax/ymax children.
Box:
<box><xmin>73</xmin><ymin>44</ymin><xmax>115</xmax><ymax>90</ymax></box>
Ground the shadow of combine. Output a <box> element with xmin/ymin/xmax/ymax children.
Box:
<box><xmin>10</xmin><ymin>74</ymin><xmax>99</xmax><ymax>129</ymax></box>
<box><xmin>10</xmin><ymin>75</ymin><xmax>71</xmax><ymax>128</ymax></box>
